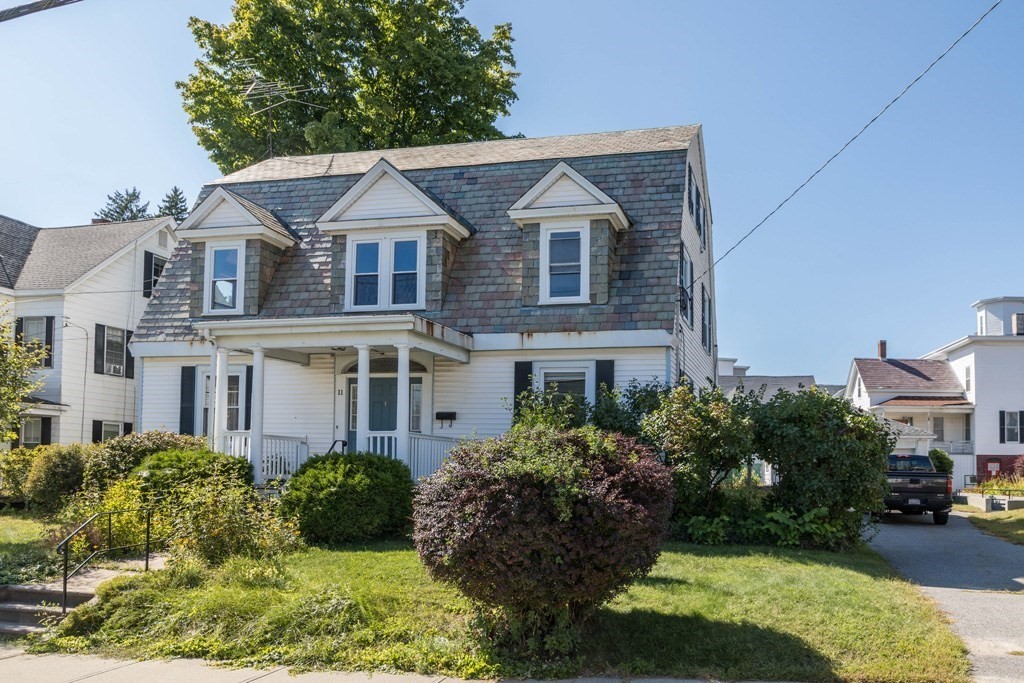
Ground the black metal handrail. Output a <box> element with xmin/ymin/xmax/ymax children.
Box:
<box><xmin>55</xmin><ymin>507</ymin><xmax>162</xmax><ymax>614</ymax></box>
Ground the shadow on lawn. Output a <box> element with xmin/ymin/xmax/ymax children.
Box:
<box><xmin>580</xmin><ymin>608</ymin><xmax>835</xmax><ymax>681</ymax></box>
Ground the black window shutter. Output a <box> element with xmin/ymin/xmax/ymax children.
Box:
<box><xmin>596</xmin><ymin>360</ymin><xmax>615</xmax><ymax>395</ymax></box>
<box><xmin>14</xmin><ymin>317</ymin><xmax>23</xmax><ymax>341</ymax></box>
<box><xmin>244</xmin><ymin>365</ymin><xmax>253</xmax><ymax>430</ymax></box>
<box><xmin>43</xmin><ymin>316</ymin><xmax>54</xmax><ymax>368</ymax></box>
<box><xmin>40</xmin><ymin>417</ymin><xmax>52</xmax><ymax>445</ymax></box>
<box><xmin>91</xmin><ymin>420</ymin><xmax>103</xmax><ymax>443</ymax></box>
<box><xmin>94</xmin><ymin>324</ymin><xmax>105</xmax><ymax>374</ymax></box>
<box><xmin>143</xmin><ymin>251</ymin><xmax>154</xmax><ymax>298</ymax></box>
<box><xmin>179</xmin><ymin>366</ymin><xmax>196</xmax><ymax>435</ymax></box>
<box><xmin>124</xmin><ymin>330</ymin><xmax>134</xmax><ymax>379</ymax></box>
<box><xmin>999</xmin><ymin>410</ymin><xmax>1006</xmax><ymax>443</ymax></box>
<box><xmin>123</xmin><ymin>422</ymin><xmax>133</xmax><ymax>435</ymax></box>
<box><xmin>1019</xmin><ymin>411</ymin><xmax>1024</xmax><ymax>443</ymax></box>
<box><xmin>513</xmin><ymin>361</ymin><xmax>533</xmax><ymax>415</ymax></box>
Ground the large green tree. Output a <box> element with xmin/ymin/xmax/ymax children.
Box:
<box><xmin>179</xmin><ymin>0</ymin><xmax>519</xmax><ymax>173</ymax></box>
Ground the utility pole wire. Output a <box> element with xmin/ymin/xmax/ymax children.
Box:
<box><xmin>0</xmin><ymin>0</ymin><xmax>82</xmax><ymax>24</ymax></box>
<box><xmin>700</xmin><ymin>0</ymin><xmax>1004</xmax><ymax>281</ymax></box>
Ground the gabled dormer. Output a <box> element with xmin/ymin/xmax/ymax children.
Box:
<box><xmin>508</xmin><ymin>161</ymin><xmax>629</xmax><ymax>306</ymax></box>
<box><xmin>315</xmin><ymin>159</ymin><xmax>472</xmax><ymax>313</ymax></box>
<box><xmin>177</xmin><ymin>187</ymin><xmax>298</xmax><ymax>317</ymax></box>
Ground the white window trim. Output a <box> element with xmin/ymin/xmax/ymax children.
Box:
<box><xmin>344</xmin><ymin>231</ymin><xmax>427</xmax><ymax>312</ymax></box>
<box><xmin>532</xmin><ymin>360</ymin><xmax>596</xmax><ymax>404</ymax></box>
<box><xmin>203</xmin><ymin>241</ymin><xmax>246</xmax><ymax>315</ymax></box>
<box><xmin>197</xmin><ymin>368</ymin><xmax>247</xmax><ymax>435</ymax></box>
<box><xmin>1004</xmin><ymin>410</ymin><xmax>1020</xmax><ymax>443</ymax></box>
<box><xmin>538</xmin><ymin>221</ymin><xmax>590</xmax><ymax>305</ymax></box>
<box><xmin>21</xmin><ymin>417</ymin><xmax>42</xmax><ymax>448</ymax></box>
<box><xmin>101</xmin><ymin>421</ymin><xmax>123</xmax><ymax>442</ymax></box>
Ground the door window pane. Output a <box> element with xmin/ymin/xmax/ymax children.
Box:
<box><xmin>392</xmin><ymin>240</ymin><xmax>418</xmax><ymax>305</ymax></box>
<box><xmin>354</xmin><ymin>242</ymin><xmax>380</xmax><ymax>306</ymax></box>
<box><xmin>548</xmin><ymin>231</ymin><xmax>581</xmax><ymax>298</ymax></box>
<box><xmin>410</xmin><ymin>383</ymin><xmax>422</xmax><ymax>433</ymax></box>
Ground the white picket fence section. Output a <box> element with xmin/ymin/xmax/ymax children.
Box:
<box><xmin>366</xmin><ymin>432</ymin><xmax>398</xmax><ymax>457</ymax></box>
<box><xmin>409</xmin><ymin>434</ymin><xmax>458</xmax><ymax>480</ymax></box>
<box><xmin>222</xmin><ymin>431</ymin><xmax>311</xmax><ymax>480</ymax></box>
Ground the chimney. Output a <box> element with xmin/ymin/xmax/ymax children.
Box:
<box><xmin>91</xmin><ymin>218</ymin><xmax>111</xmax><ymax>224</ymax></box>
<box><xmin>878</xmin><ymin>339</ymin><xmax>887</xmax><ymax>360</ymax></box>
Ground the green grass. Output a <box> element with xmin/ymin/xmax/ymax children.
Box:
<box><xmin>38</xmin><ymin>541</ymin><xmax>969</xmax><ymax>682</ymax></box>
<box><xmin>952</xmin><ymin>503</ymin><xmax>983</xmax><ymax>514</ymax></box>
<box><xmin>969</xmin><ymin>508</ymin><xmax>1024</xmax><ymax>545</ymax></box>
<box><xmin>0</xmin><ymin>509</ymin><xmax>59</xmax><ymax>584</ymax></box>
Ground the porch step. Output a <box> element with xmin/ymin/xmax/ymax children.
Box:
<box><xmin>0</xmin><ymin>601</ymin><xmax>63</xmax><ymax>627</ymax></box>
<box><xmin>0</xmin><ymin>584</ymin><xmax>96</xmax><ymax>636</ymax></box>
<box><xmin>0</xmin><ymin>621</ymin><xmax>46</xmax><ymax>636</ymax></box>
<box><xmin>0</xmin><ymin>584</ymin><xmax>93</xmax><ymax>610</ymax></box>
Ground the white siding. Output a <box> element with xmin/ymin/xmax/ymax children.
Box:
<box><xmin>969</xmin><ymin>343</ymin><xmax>1024</xmax><ymax>457</ymax></box>
<box><xmin>432</xmin><ymin>347</ymin><xmax>667</xmax><ymax>440</ymax></box>
<box><xmin>12</xmin><ymin>298</ymin><xmax>64</xmax><ymax>406</ymax></box>
<box><xmin>201</xmin><ymin>198</ymin><xmax>253</xmax><ymax>228</ymax></box>
<box><xmin>263</xmin><ymin>354</ymin><xmax>335</xmax><ymax>454</ymax></box>
<box><xmin>139</xmin><ymin>356</ymin><xmax>199</xmax><ymax>432</ymax></box>
<box><xmin>343</xmin><ymin>174</ymin><xmax>432</xmax><ymax>219</ymax></box>
<box><xmin>531</xmin><ymin>175</ymin><xmax>601</xmax><ymax>208</ymax></box>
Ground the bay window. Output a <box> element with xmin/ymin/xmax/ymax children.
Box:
<box><xmin>346</xmin><ymin>233</ymin><xmax>425</xmax><ymax>310</ymax></box>
<box><xmin>539</xmin><ymin>222</ymin><xmax>590</xmax><ymax>305</ymax></box>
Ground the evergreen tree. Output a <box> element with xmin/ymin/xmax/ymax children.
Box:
<box><xmin>157</xmin><ymin>186</ymin><xmax>190</xmax><ymax>222</ymax></box>
<box><xmin>95</xmin><ymin>187</ymin><xmax>150</xmax><ymax>222</ymax></box>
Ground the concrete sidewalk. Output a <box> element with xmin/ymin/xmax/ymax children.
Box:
<box><xmin>0</xmin><ymin>646</ymin><xmax>782</xmax><ymax>683</ymax></box>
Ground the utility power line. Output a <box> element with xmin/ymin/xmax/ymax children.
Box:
<box><xmin>0</xmin><ymin>0</ymin><xmax>82</xmax><ymax>24</ymax></box>
<box><xmin>701</xmin><ymin>0</ymin><xmax>1004</xmax><ymax>280</ymax></box>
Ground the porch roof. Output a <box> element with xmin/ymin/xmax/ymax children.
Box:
<box><xmin>196</xmin><ymin>313</ymin><xmax>472</xmax><ymax>362</ymax></box>
<box><xmin>878</xmin><ymin>395</ymin><xmax>972</xmax><ymax>407</ymax></box>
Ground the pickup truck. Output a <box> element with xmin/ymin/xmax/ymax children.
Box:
<box><xmin>885</xmin><ymin>454</ymin><xmax>953</xmax><ymax>525</ymax></box>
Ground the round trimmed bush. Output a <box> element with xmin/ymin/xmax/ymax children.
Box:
<box><xmin>24</xmin><ymin>444</ymin><xmax>94</xmax><ymax>509</ymax></box>
<box><xmin>279</xmin><ymin>452</ymin><xmax>413</xmax><ymax>544</ymax></box>
<box><xmin>413</xmin><ymin>425</ymin><xmax>673</xmax><ymax>654</ymax></box>
<box><xmin>84</xmin><ymin>431</ymin><xmax>207</xmax><ymax>491</ymax></box>
<box><xmin>134</xmin><ymin>448</ymin><xmax>253</xmax><ymax>500</ymax></box>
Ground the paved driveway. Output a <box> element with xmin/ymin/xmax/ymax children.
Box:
<box><xmin>871</xmin><ymin>512</ymin><xmax>1024</xmax><ymax>682</ymax></box>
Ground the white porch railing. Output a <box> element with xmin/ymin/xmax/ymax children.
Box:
<box><xmin>932</xmin><ymin>440</ymin><xmax>974</xmax><ymax>455</ymax></box>
<box><xmin>366</xmin><ymin>432</ymin><xmax>398</xmax><ymax>457</ymax></box>
<box><xmin>409</xmin><ymin>434</ymin><xmax>458</xmax><ymax>480</ymax></box>
<box><xmin>222</xmin><ymin>431</ymin><xmax>311</xmax><ymax>480</ymax></box>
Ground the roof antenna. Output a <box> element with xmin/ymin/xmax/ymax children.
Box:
<box><xmin>234</xmin><ymin>59</ymin><xmax>326</xmax><ymax>160</ymax></box>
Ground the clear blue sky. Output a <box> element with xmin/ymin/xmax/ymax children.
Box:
<box><xmin>1</xmin><ymin>0</ymin><xmax>1020</xmax><ymax>382</ymax></box>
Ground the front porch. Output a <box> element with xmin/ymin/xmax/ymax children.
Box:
<box><xmin>202</xmin><ymin>314</ymin><xmax>470</xmax><ymax>482</ymax></box>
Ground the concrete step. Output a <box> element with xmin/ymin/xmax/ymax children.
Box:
<box><xmin>0</xmin><ymin>621</ymin><xmax>46</xmax><ymax>636</ymax></box>
<box><xmin>0</xmin><ymin>585</ymin><xmax>93</xmax><ymax>610</ymax></box>
<box><xmin>0</xmin><ymin>602</ymin><xmax>64</xmax><ymax>627</ymax></box>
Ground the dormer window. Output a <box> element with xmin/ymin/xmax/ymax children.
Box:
<box><xmin>539</xmin><ymin>222</ymin><xmax>589</xmax><ymax>304</ymax></box>
<box><xmin>346</xmin><ymin>233</ymin><xmax>425</xmax><ymax>311</ymax></box>
<box><xmin>205</xmin><ymin>242</ymin><xmax>244</xmax><ymax>314</ymax></box>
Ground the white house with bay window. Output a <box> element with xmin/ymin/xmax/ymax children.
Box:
<box><xmin>132</xmin><ymin>126</ymin><xmax>718</xmax><ymax>481</ymax></box>
<box><xmin>0</xmin><ymin>214</ymin><xmax>176</xmax><ymax>447</ymax></box>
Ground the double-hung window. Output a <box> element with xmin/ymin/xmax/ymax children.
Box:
<box><xmin>20</xmin><ymin>316</ymin><xmax>53</xmax><ymax>368</ymax></box>
<box><xmin>347</xmin><ymin>233</ymin><xmax>425</xmax><ymax>310</ymax></box>
<box><xmin>679</xmin><ymin>243</ymin><xmax>694</xmax><ymax>326</ymax></box>
<box><xmin>205</xmin><ymin>243</ymin><xmax>243</xmax><ymax>314</ymax></box>
<box><xmin>539</xmin><ymin>222</ymin><xmax>590</xmax><ymax>305</ymax></box>
<box><xmin>533</xmin><ymin>361</ymin><xmax>596</xmax><ymax>404</ymax></box>
<box><xmin>932</xmin><ymin>417</ymin><xmax>944</xmax><ymax>442</ymax></box>
<box><xmin>701</xmin><ymin>284</ymin><xmax>712</xmax><ymax>352</ymax></box>
<box><xmin>21</xmin><ymin>418</ymin><xmax>42</xmax><ymax>448</ymax></box>
<box><xmin>103</xmin><ymin>326</ymin><xmax>126</xmax><ymax>376</ymax></box>
<box><xmin>1002</xmin><ymin>411</ymin><xmax>1020</xmax><ymax>443</ymax></box>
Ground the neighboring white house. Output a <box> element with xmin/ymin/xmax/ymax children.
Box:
<box><xmin>0</xmin><ymin>214</ymin><xmax>177</xmax><ymax>446</ymax></box>
<box><xmin>132</xmin><ymin>126</ymin><xmax>719</xmax><ymax>481</ymax></box>
<box><xmin>844</xmin><ymin>297</ymin><xmax>1024</xmax><ymax>488</ymax></box>
<box><xmin>717</xmin><ymin>357</ymin><xmax>843</xmax><ymax>399</ymax></box>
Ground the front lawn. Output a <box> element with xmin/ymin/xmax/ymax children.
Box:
<box><xmin>969</xmin><ymin>508</ymin><xmax>1024</xmax><ymax>545</ymax></box>
<box><xmin>41</xmin><ymin>542</ymin><xmax>968</xmax><ymax>682</ymax></box>
<box><xmin>0</xmin><ymin>509</ymin><xmax>59</xmax><ymax>584</ymax></box>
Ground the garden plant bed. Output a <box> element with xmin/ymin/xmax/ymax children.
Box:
<box><xmin>37</xmin><ymin>541</ymin><xmax>968</xmax><ymax>682</ymax></box>
<box><xmin>968</xmin><ymin>508</ymin><xmax>1024</xmax><ymax>545</ymax></box>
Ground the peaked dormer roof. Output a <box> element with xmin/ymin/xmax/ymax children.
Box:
<box><xmin>507</xmin><ymin>161</ymin><xmax>630</xmax><ymax>231</ymax></box>
<box><xmin>178</xmin><ymin>186</ymin><xmax>298</xmax><ymax>248</ymax></box>
<box><xmin>316</xmin><ymin>158</ymin><xmax>472</xmax><ymax>239</ymax></box>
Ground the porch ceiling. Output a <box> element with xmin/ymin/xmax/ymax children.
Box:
<box><xmin>197</xmin><ymin>314</ymin><xmax>472</xmax><ymax>362</ymax></box>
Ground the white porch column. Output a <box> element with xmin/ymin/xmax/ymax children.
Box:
<box><xmin>213</xmin><ymin>346</ymin><xmax>230</xmax><ymax>452</ymax></box>
<box><xmin>355</xmin><ymin>345</ymin><xmax>370</xmax><ymax>453</ymax></box>
<box><xmin>395</xmin><ymin>344</ymin><xmax>411</xmax><ymax>464</ymax></box>
<box><xmin>250</xmin><ymin>347</ymin><xmax>265</xmax><ymax>483</ymax></box>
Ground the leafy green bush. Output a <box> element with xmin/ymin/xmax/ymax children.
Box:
<box><xmin>0</xmin><ymin>447</ymin><xmax>37</xmax><ymax>503</ymax></box>
<box><xmin>642</xmin><ymin>385</ymin><xmax>756</xmax><ymax>520</ymax></box>
<box><xmin>169</xmin><ymin>467</ymin><xmax>301</xmax><ymax>565</ymax></box>
<box><xmin>929</xmin><ymin>448</ymin><xmax>954</xmax><ymax>475</ymax></box>
<box><xmin>976</xmin><ymin>474</ymin><xmax>1024</xmax><ymax>495</ymax></box>
<box><xmin>280</xmin><ymin>452</ymin><xmax>413</xmax><ymax>544</ymax></box>
<box><xmin>83</xmin><ymin>431</ymin><xmax>207</xmax><ymax>491</ymax></box>
<box><xmin>511</xmin><ymin>385</ymin><xmax>590</xmax><ymax>430</ymax></box>
<box><xmin>754</xmin><ymin>388</ymin><xmax>894</xmax><ymax>549</ymax></box>
<box><xmin>414</xmin><ymin>425</ymin><xmax>673</xmax><ymax>657</ymax></box>
<box><xmin>134</xmin><ymin>448</ymin><xmax>252</xmax><ymax>501</ymax></box>
<box><xmin>590</xmin><ymin>379</ymin><xmax>670</xmax><ymax>441</ymax></box>
<box><xmin>24</xmin><ymin>444</ymin><xmax>95</xmax><ymax>510</ymax></box>
<box><xmin>56</xmin><ymin>478</ymin><xmax>168</xmax><ymax>558</ymax></box>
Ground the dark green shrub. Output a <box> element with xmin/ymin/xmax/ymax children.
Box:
<box><xmin>0</xmin><ymin>447</ymin><xmax>37</xmax><ymax>503</ymax></box>
<box><xmin>754</xmin><ymin>388</ymin><xmax>894</xmax><ymax>549</ymax></box>
<box><xmin>591</xmin><ymin>378</ymin><xmax>670</xmax><ymax>441</ymax></box>
<box><xmin>84</xmin><ymin>431</ymin><xmax>207</xmax><ymax>491</ymax></box>
<box><xmin>280</xmin><ymin>452</ymin><xmax>413</xmax><ymax>544</ymax></box>
<box><xmin>169</xmin><ymin>467</ymin><xmax>301</xmax><ymax>565</ymax></box>
<box><xmin>511</xmin><ymin>385</ymin><xmax>590</xmax><ymax>430</ymax></box>
<box><xmin>414</xmin><ymin>425</ymin><xmax>673</xmax><ymax>657</ymax></box>
<box><xmin>929</xmin><ymin>448</ymin><xmax>954</xmax><ymax>475</ymax></box>
<box><xmin>134</xmin><ymin>449</ymin><xmax>252</xmax><ymax>500</ymax></box>
<box><xmin>24</xmin><ymin>444</ymin><xmax>94</xmax><ymax>509</ymax></box>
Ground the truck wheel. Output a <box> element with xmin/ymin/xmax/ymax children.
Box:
<box><xmin>933</xmin><ymin>512</ymin><xmax>949</xmax><ymax>525</ymax></box>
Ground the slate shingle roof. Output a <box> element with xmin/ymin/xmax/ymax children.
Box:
<box><xmin>0</xmin><ymin>214</ymin><xmax>41</xmax><ymax>288</ymax></box>
<box><xmin>221</xmin><ymin>188</ymin><xmax>301</xmax><ymax>241</ymax></box>
<box><xmin>854</xmin><ymin>358</ymin><xmax>963</xmax><ymax>392</ymax></box>
<box><xmin>137</xmin><ymin>126</ymin><xmax>698</xmax><ymax>343</ymax></box>
<box><xmin>212</xmin><ymin>125</ymin><xmax>700</xmax><ymax>184</ymax></box>
<box><xmin>14</xmin><ymin>217</ymin><xmax>168</xmax><ymax>290</ymax></box>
